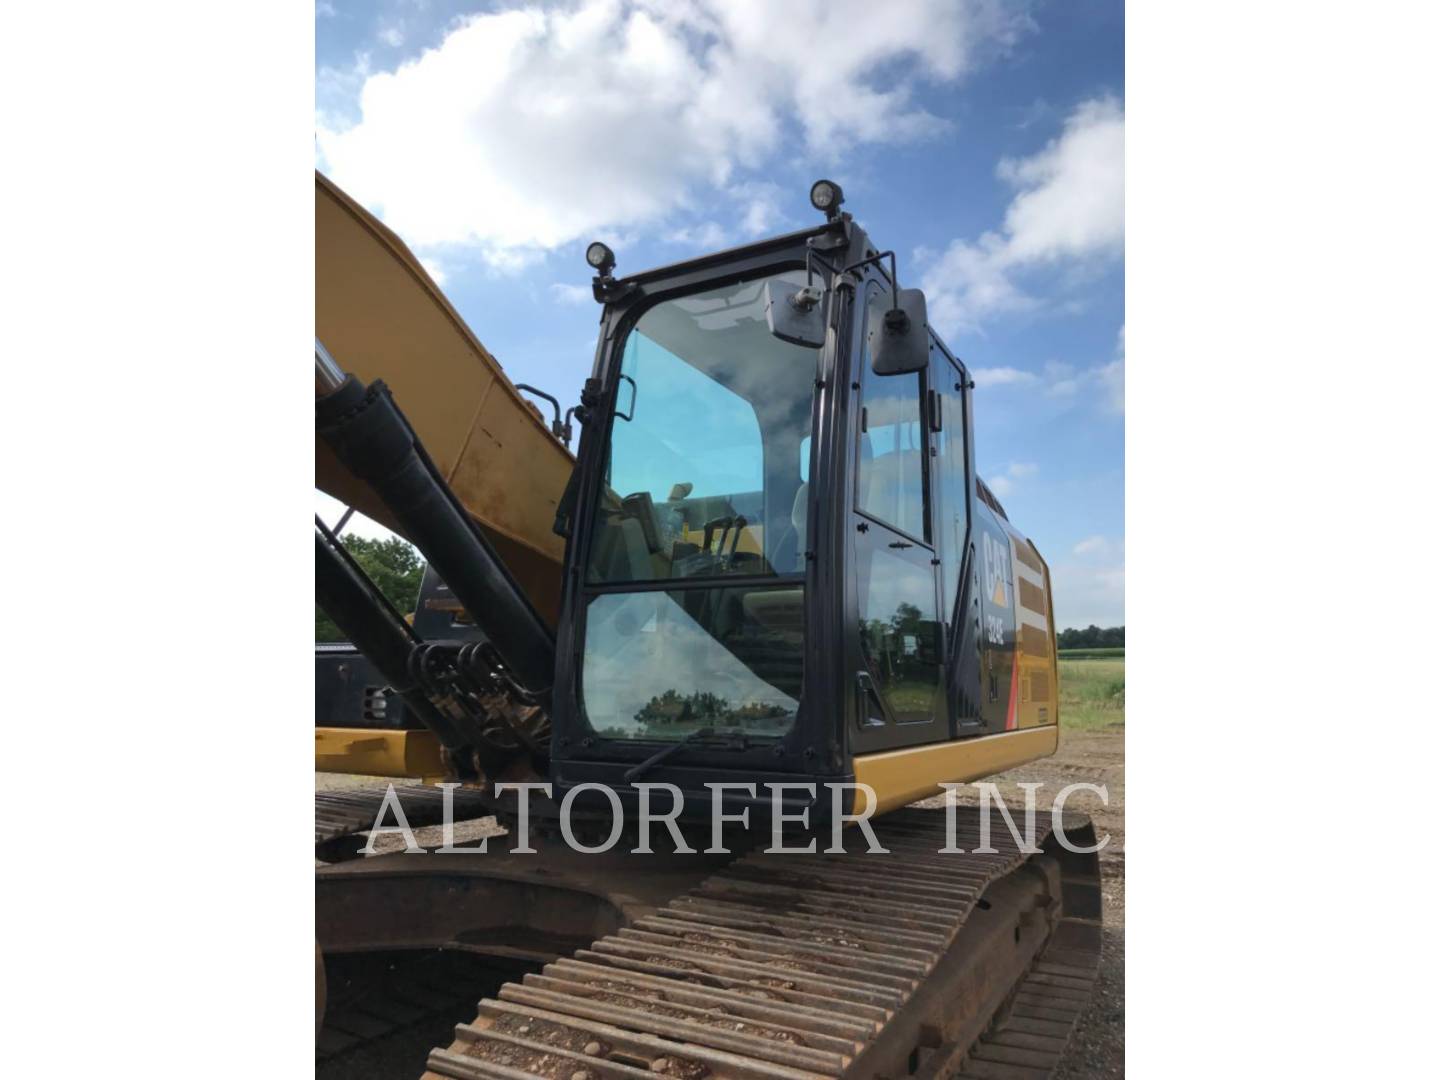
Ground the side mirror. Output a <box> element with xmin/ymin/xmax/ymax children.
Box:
<box><xmin>871</xmin><ymin>288</ymin><xmax>930</xmax><ymax>376</ymax></box>
<box><xmin>764</xmin><ymin>280</ymin><xmax>826</xmax><ymax>349</ymax></box>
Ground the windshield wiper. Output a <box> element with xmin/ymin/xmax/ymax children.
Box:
<box><xmin>624</xmin><ymin>726</ymin><xmax>754</xmax><ymax>784</ymax></box>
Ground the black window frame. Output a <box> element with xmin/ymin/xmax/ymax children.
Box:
<box><xmin>581</xmin><ymin>263</ymin><xmax>819</xmax><ymax>595</ymax></box>
<box><xmin>851</xmin><ymin>276</ymin><xmax>935</xmax><ymax>552</ymax></box>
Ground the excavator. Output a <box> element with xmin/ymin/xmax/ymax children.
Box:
<box><xmin>314</xmin><ymin>171</ymin><xmax>1101</xmax><ymax>1079</ymax></box>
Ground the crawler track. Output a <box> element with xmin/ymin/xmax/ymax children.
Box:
<box><xmin>315</xmin><ymin>784</ymin><xmax>494</xmax><ymax>859</ymax></box>
<box><xmin>950</xmin><ymin>950</ymin><xmax>1101</xmax><ymax>1080</ymax></box>
<box><xmin>421</xmin><ymin>807</ymin><xmax>1101</xmax><ymax>1080</ymax></box>
<box><xmin>319</xmin><ymin>949</ymin><xmax>522</xmax><ymax>1064</ymax></box>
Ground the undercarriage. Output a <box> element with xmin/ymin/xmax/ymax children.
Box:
<box><xmin>317</xmin><ymin>796</ymin><xmax>1100</xmax><ymax>1079</ymax></box>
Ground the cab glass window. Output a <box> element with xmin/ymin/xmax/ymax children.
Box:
<box><xmin>856</xmin><ymin>286</ymin><xmax>928</xmax><ymax>541</ymax></box>
<box><xmin>586</xmin><ymin>271</ymin><xmax>817</xmax><ymax>583</ymax></box>
<box><xmin>581</xmin><ymin>586</ymin><xmax>803</xmax><ymax>741</ymax></box>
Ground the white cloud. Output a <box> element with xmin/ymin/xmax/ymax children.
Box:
<box><xmin>550</xmin><ymin>282</ymin><xmax>593</xmax><ymax>305</ymax></box>
<box><xmin>1052</xmin><ymin>534</ymin><xmax>1124</xmax><ymax>627</ymax></box>
<box><xmin>378</xmin><ymin>25</ymin><xmax>405</xmax><ymax>48</ymax></box>
<box><xmin>1041</xmin><ymin>325</ymin><xmax>1124</xmax><ymax>410</ymax></box>
<box><xmin>317</xmin><ymin>0</ymin><xmax>1032</xmax><ymax>267</ymax></box>
<box><xmin>1043</xmin><ymin>360</ymin><xmax>1081</xmax><ymax>398</ymax></box>
<box><xmin>1099</xmin><ymin>323</ymin><xmax>1124</xmax><ymax>413</ymax></box>
<box><xmin>664</xmin><ymin>220</ymin><xmax>731</xmax><ymax>249</ymax></box>
<box><xmin>728</xmin><ymin>179</ymin><xmax>787</xmax><ymax>238</ymax></box>
<box><xmin>1051</xmin><ymin>536</ymin><xmax>1125</xmax><ymax>628</ymax></box>
<box><xmin>922</xmin><ymin>95</ymin><xmax>1124</xmax><ymax>335</ymax></box>
<box><xmin>316</xmin><ymin>52</ymin><xmax>371</xmax><ymax>131</ymax></box>
<box><xmin>1096</xmin><ymin>358</ymin><xmax>1122</xmax><ymax>412</ymax></box>
<box><xmin>317</xmin><ymin>1</ymin><xmax>337</xmax><ymax>17</ymax></box>
<box><xmin>996</xmin><ymin>96</ymin><xmax>1125</xmax><ymax>264</ymax></box>
<box><xmin>972</xmin><ymin>365</ymin><xmax>1038</xmax><ymax>388</ymax></box>
<box><xmin>971</xmin><ymin>323</ymin><xmax>1124</xmax><ymax>414</ymax></box>
<box><xmin>418</xmin><ymin>255</ymin><xmax>446</xmax><ymax>286</ymax></box>
<box><xmin>1051</xmin><ymin>559</ymin><xmax>1124</xmax><ymax>629</ymax></box>
<box><xmin>984</xmin><ymin>460</ymin><xmax>1037</xmax><ymax>497</ymax></box>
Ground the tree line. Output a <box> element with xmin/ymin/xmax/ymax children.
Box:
<box><xmin>316</xmin><ymin>534</ymin><xmax>425</xmax><ymax>642</ymax></box>
<box><xmin>1056</xmin><ymin>624</ymin><xmax>1124</xmax><ymax>649</ymax></box>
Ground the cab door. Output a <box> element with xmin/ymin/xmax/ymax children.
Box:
<box><xmin>849</xmin><ymin>279</ymin><xmax>946</xmax><ymax>752</ymax></box>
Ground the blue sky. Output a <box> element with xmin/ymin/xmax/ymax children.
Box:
<box><xmin>315</xmin><ymin>0</ymin><xmax>1124</xmax><ymax>629</ymax></box>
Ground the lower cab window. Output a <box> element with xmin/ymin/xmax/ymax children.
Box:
<box><xmin>581</xmin><ymin>585</ymin><xmax>804</xmax><ymax>741</ymax></box>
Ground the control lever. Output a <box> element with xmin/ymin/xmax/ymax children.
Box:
<box><xmin>726</xmin><ymin>516</ymin><xmax>748</xmax><ymax>558</ymax></box>
<box><xmin>702</xmin><ymin>515</ymin><xmax>734</xmax><ymax>554</ymax></box>
<box><xmin>701</xmin><ymin>515</ymin><xmax>749</xmax><ymax>564</ymax></box>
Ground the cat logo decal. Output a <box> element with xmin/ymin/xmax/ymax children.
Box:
<box><xmin>984</xmin><ymin>532</ymin><xmax>1010</xmax><ymax>609</ymax></box>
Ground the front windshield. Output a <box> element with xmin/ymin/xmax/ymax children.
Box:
<box><xmin>581</xmin><ymin>587</ymin><xmax>802</xmax><ymax>740</ymax></box>
<box><xmin>586</xmin><ymin>270</ymin><xmax>817</xmax><ymax>584</ymax></box>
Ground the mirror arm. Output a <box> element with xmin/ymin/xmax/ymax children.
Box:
<box><xmin>844</xmin><ymin>249</ymin><xmax>916</xmax><ymax>338</ymax></box>
<box><xmin>841</xmin><ymin>249</ymin><xmax>901</xmax><ymax>308</ymax></box>
<box><xmin>804</xmin><ymin>242</ymin><xmax>843</xmax><ymax>289</ymax></box>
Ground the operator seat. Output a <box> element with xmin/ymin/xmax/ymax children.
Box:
<box><xmin>772</xmin><ymin>483</ymin><xmax>808</xmax><ymax>572</ymax></box>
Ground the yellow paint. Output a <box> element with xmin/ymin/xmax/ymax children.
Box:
<box><xmin>1040</xmin><ymin>547</ymin><xmax>1061</xmax><ymax>730</ymax></box>
<box><xmin>314</xmin><ymin>727</ymin><xmax>447</xmax><ymax>781</ymax></box>
<box><xmin>678</xmin><ymin>521</ymin><xmax>765</xmax><ymax>558</ymax></box>
<box><xmin>316</xmin><ymin>171</ymin><xmax>571</xmax><ymax>624</ymax></box>
<box><xmin>1010</xmin><ymin>534</ymin><xmax>1058</xmax><ymax>730</ymax></box>
<box><xmin>852</xmin><ymin>726</ymin><xmax>1059</xmax><ymax>816</ymax></box>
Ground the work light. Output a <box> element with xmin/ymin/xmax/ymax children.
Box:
<box><xmin>585</xmin><ymin>241</ymin><xmax>616</xmax><ymax>276</ymax></box>
<box><xmin>809</xmin><ymin>179</ymin><xmax>844</xmax><ymax>217</ymax></box>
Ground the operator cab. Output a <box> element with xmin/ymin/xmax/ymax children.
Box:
<box><xmin>549</xmin><ymin>183</ymin><xmax>1058</xmax><ymax>822</ymax></box>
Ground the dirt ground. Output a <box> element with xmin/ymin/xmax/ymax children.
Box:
<box><xmin>925</xmin><ymin>727</ymin><xmax>1126</xmax><ymax>1078</ymax></box>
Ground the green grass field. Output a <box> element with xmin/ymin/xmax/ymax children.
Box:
<box><xmin>1058</xmin><ymin>647</ymin><xmax>1125</xmax><ymax>659</ymax></box>
<box><xmin>1058</xmin><ymin>657</ymin><xmax>1125</xmax><ymax>731</ymax></box>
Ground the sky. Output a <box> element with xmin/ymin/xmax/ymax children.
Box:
<box><xmin>315</xmin><ymin>0</ymin><xmax>1124</xmax><ymax>630</ymax></box>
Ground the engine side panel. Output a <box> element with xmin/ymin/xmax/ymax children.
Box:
<box><xmin>1009</xmin><ymin>532</ymin><xmax>1060</xmax><ymax>729</ymax></box>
